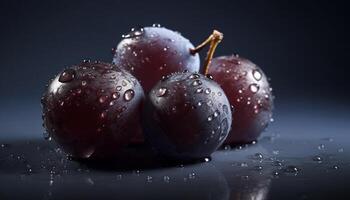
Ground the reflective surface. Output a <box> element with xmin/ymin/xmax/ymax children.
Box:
<box><xmin>0</xmin><ymin>101</ymin><xmax>349</xmax><ymax>199</ymax></box>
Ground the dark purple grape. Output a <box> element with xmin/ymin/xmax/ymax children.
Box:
<box><xmin>208</xmin><ymin>55</ymin><xmax>273</xmax><ymax>144</ymax></box>
<box><xmin>143</xmin><ymin>71</ymin><xmax>232</xmax><ymax>161</ymax></box>
<box><xmin>41</xmin><ymin>61</ymin><xmax>144</xmax><ymax>159</ymax></box>
<box><xmin>112</xmin><ymin>26</ymin><xmax>200</xmax><ymax>94</ymax></box>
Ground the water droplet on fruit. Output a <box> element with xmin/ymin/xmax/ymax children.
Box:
<box><xmin>213</xmin><ymin>110</ymin><xmax>219</xmax><ymax>117</ymax></box>
<box><xmin>249</xmin><ymin>83</ymin><xmax>260</xmax><ymax>93</ymax></box>
<box><xmin>204</xmin><ymin>88</ymin><xmax>211</xmax><ymax>94</ymax></box>
<box><xmin>122</xmin><ymin>27</ymin><xmax>144</xmax><ymax>38</ymax></box>
<box><xmin>206</xmin><ymin>74</ymin><xmax>214</xmax><ymax>80</ymax></box>
<box><xmin>123</xmin><ymin>89</ymin><xmax>135</xmax><ymax>101</ymax></box>
<box><xmin>112</xmin><ymin>92</ymin><xmax>120</xmax><ymax>99</ymax></box>
<box><xmin>207</xmin><ymin>116</ymin><xmax>213</xmax><ymax>121</ymax></box>
<box><xmin>254</xmin><ymin>166</ymin><xmax>263</xmax><ymax>171</ymax></box>
<box><xmin>252</xmin><ymin>69</ymin><xmax>262</xmax><ymax>81</ymax></box>
<box><xmin>59</xmin><ymin>69</ymin><xmax>76</xmax><ymax>83</ymax></box>
<box><xmin>163</xmin><ymin>47</ymin><xmax>168</xmax><ymax>51</ymax></box>
<box><xmin>155</xmin><ymin>87</ymin><xmax>168</xmax><ymax>97</ymax></box>
<box><xmin>99</xmin><ymin>95</ymin><xmax>108</xmax><ymax>103</ymax></box>
<box><xmin>152</xmin><ymin>23</ymin><xmax>162</xmax><ymax>27</ymax></box>
<box><xmin>189</xmin><ymin>73</ymin><xmax>200</xmax><ymax>79</ymax></box>
<box><xmin>318</xmin><ymin>144</ymin><xmax>325</xmax><ymax>150</ymax></box>
<box><xmin>81</xmin><ymin>81</ymin><xmax>87</xmax><ymax>86</ymax></box>
<box><xmin>100</xmin><ymin>111</ymin><xmax>107</xmax><ymax>119</ymax></box>
<box><xmin>238</xmin><ymin>89</ymin><xmax>243</xmax><ymax>94</ymax></box>
<box><xmin>197</xmin><ymin>101</ymin><xmax>202</xmax><ymax>106</ymax></box>
<box><xmin>122</xmin><ymin>80</ymin><xmax>128</xmax><ymax>86</ymax></box>
<box><xmin>192</xmin><ymin>80</ymin><xmax>202</xmax><ymax>86</ymax></box>
<box><xmin>196</xmin><ymin>88</ymin><xmax>203</xmax><ymax>93</ymax></box>
<box><xmin>163</xmin><ymin>176</ymin><xmax>170</xmax><ymax>183</ymax></box>
<box><xmin>116</xmin><ymin>86</ymin><xmax>122</xmax><ymax>91</ymax></box>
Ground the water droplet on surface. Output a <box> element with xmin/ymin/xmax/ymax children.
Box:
<box><xmin>318</xmin><ymin>144</ymin><xmax>325</xmax><ymax>150</ymax></box>
<box><xmin>213</xmin><ymin>110</ymin><xmax>219</xmax><ymax>117</ymax></box>
<box><xmin>152</xmin><ymin>23</ymin><xmax>161</xmax><ymax>27</ymax></box>
<box><xmin>123</xmin><ymin>89</ymin><xmax>135</xmax><ymax>101</ymax></box>
<box><xmin>332</xmin><ymin>165</ymin><xmax>339</xmax><ymax>170</ymax></box>
<box><xmin>163</xmin><ymin>176</ymin><xmax>170</xmax><ymax>183</ymax></box>
<box><xmin>116</xmin><ymin>86</ymin><xmax>122</xmax><ymax>91</ymax></box>
<box><xmin>192</xmin><ymin>80</ymin><xmax>202</xmax><ymax>86</ymax></box>
<box><xmin>112</xmin><ymin>92</ymin><xmax>120</xmax><ymax>99</ymax></box>
<box><xmin>189</xmin><ymin>73</ymin><xmax>200</xmax><ymax>79</ymax></box>
<box><xmin>81</xmin><ymin>81</ymin><xmax>87</xmax><ymax>86</ymax></box>
<box><xmin>206</xmin><ymin>74</ymin><xmax>214</xmax><ymax>80</ymax></box>
<box><xmin>122</xmin><ymin>27</ymin><xmax>144</xmax><ymax>38</ymax></box>
<box><xmin>99</xmin><ymin>95</ymin><xmax>108</xmax><ymax>103</ymax></box>
<box><xmin>284</xmin><ymin>165</ymin><xmax>300</xmax><ymax>174</ymax></box>
<box><xmin>313</xmin><ymin>156</ymin><xmax>322</xmax><ymax>162</ymax></box>
<box><xmin>252</xmin><ymin>69</ymin><xmax>262</xmax><ymax>81</ymax></box>
<box><xmin>249</xmin><ymin>83</ymin><xmax>260</xmax><ymax>93</ymax></box>
<box><xmin>146</xmin><ymin>176</ymin><xmax>153</xmax><ymax>183</ymax></box>
<box><xmin>189</xmin><ymin>172</ymin><xmax>196</xmax><ymax>179</ymax></box>
<box><xmin>204</xmin><ymin>88</ymin><xmax>211</xmax><ymax>94</ymax></box>
<box><xmin>59</xmin><ymin>69</ymin><xmax>76</xmax><ymax>83</ymax></box>
<box><xmin>254</xmin><ymin>166</ymin><xmax>263</xmax><ymax>171</ymax></box>
<box><xmin>222</xmin><ymin>105</ymin><xmax>229</xmax><ymax>114</ymax></box>
<box><xmin>207</xmin><ymin>116</ymin><xmax>213</xmax><ymax>121</ymax></box>
<box><xmin>196</xmin><ymin>88</ymin><xmax>203</xmax><ymax>93</ymax></box>
<box><xmin>240</xmin><ymin>162</ymin><xmax>248</xmax><ymax>167</ymax></box>
<box><xmin>157</xmin><ymin>87</ymin><xmax>167</xmax><ymax>97</ymax></box>
<box><xmin>253</xmin><ymin>153</ymin><xmax>264</xmax><ymax>160</ymax></box>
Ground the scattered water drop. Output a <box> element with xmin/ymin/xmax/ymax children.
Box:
<box><xmin>207</xmin><ymin>116</ymin><xmax>213</xmax><ymax>121</ymax></box>
<box><xmin>222</xmin><ymin>105</ymin><xmax>229</xmax><ymax>114</ymax></box>
<box><xmin>192</xmin><ymin>80</ymin><xmax>202</xmax><ymax>86</ymax></box>
<box><xmin>284</xmin><ymin>165</ymin><xmax>300</xmax><ymax>174</ymax></box>
<box><xmin>249</xmin><ymin>83</ymin><xmax>260</xmax><ymax>93</ymax></box>
<box><xmin>81</xmin><ymin>81</ymin><xmax>87</xmax><ymax>86</ymax></box>
<box><xmin>318</xmin><ymin>144</ymin><xmax>325</xmax><ymax>150</ymax></box>
<box><xmin>163</xmin><ymin>176</ymin><xmax>170</xmax><ymax>183</ymax></box>
<box><xmin>254</xmin><ymin>166</ymin><xmax>263</xmax><ymax>171</ymax></box>
<box><xmin>189</xmin><ymin>73</ymin><xmax>200</xmax><ymax>79</ymax></box>
<box><xmin>157</xmin><ymin>87</ymin><xmax>167</xmax><ymax>97</ymax></box>
<box><xmin>313</xmin><ymin>155</ymin><xmax>322</xmax><ymax>162</ymax></box>
<box><xmin>196</xmin><ymin>87</ymin><xmax>203</xmax><ymax>93</ymax></box>
<box><xmin>240</xmin><ymin>162</ymin><xmax>248</xmax><ymax>167</ymax></box>
<box><xmin>116</xmin><ymin>86</ymin><xmax>122</xmax><ymax>91</ymax></box>
<box><xmin>122</xmin><ymin>27</ymin><xmax>144</xmax><ymax>38</ymax></box>
<box><xmin>59</xmin><ymin>69</ymin><xmax>76</xmax><ymax>83</ymax></box>
<box><xmin>206</xmin><ymin>74</ymin><xmax>214</xmax><ymax>80</ymax></box>
<box><xmin>112</xmin><ymin>92</ymin><xmax>120</xmax><ymax>99</ymax></box>
<box><xmin>204</xmin><ymin>88</ymin><xmax>211</xmax><ymax>94</ymax></box>
<box><xmin>253</xmin><ymin>153</ymin><xmax>264</xmax><ymax>160</ymax></box>
<box><xmin>252</xmin><ymin>69</ymin><xmax>262</xmax><ymax>81</ymax></box>
<box><xmin>123</xmin><ymin>89</ymin><xmax>135</xmax><ymax>101</ymax></box>
<box><xmin>188</xmin><ymin>172</ymin><xmax>196</xmax><ymax>179</ymax></box>
<box><xmin>146</xmin><ymin>176</ymin><xmax>153</xmax><ymax>183</ymax></box>
<box><xmin>99</xmin><ymin>95</ymin><xmax>108</xmax><ymax>103</ymax></box>
<box><xmin>152</xmin><ymin>23</ymin><xmax>162</xmax><ymax>27</ymax></box>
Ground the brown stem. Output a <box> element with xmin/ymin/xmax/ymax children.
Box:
<box><xmin>190</xmin><ymin>30</ymin><xmax>223</xmax><ymax>75</ymax></box>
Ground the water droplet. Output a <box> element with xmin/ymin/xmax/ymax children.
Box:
<box><xmin>318</xmin><ymin>144</ymin><xmax>325</xmax><ymax>150</ymax></box>
<box><xmin>122</xmin><ymin>27</ymin><xmax>144</xmax><ymax>38</ymax></box>
<box><xmin>332</xmin><ymin>165</ymin><xmax>339</xmax><ymax>170</ymax></box>
<box><xmin>206</xmin><ymin>74</ymin><xmax>214</xmax><ymax>80</ymax></box>
<box><xmin>146</xmin><ymin>176</ymin><xmax>153</xmax><ymax>183</ymax></box>
<box><xmin>313</xmin><ymin>155</ymin><xmax>322</xmax><ymax>162</ymax></box>
<box><xmin>122</xmin><ymin>80</ymin><xmax>128</xmax><ymax>86</ymax></box>
<box><xmin>152</xmin><ymin>23</ymin><xmax>161</xmax><ymax>27</ymax></box>
<box><xmin>238</xmin><ymin>89</ymin><xmax>243</xmax><ymax>94</ymax></box>
<box><xmin>252</xmin><ymin>69</ymin><xmax>262</xmax><ymax>81</ymax></box>
<box><xmin>163</xmin><ymin>176</ymin><xmax>170</xmax><ymax>183</ymax></box>
<box><xmin>112</xmin><ymin>92</ymin><xmax>120</xmax><ymax>99</ymax></box>
<box><xmin>163</xmin><ymin>47</ymin><xmax>168</xmax><ymax>51</ymax></box>
<box><xmin>240</xmin><ymin>162</ymin><xmax>248</xmax><ymax>167</ymax></box>
<box><xmin>157</xmin><ymin>87</ymin><xmax>167</xmax><ymax>97</ymax></box>
<box><xmin>338</xmin><ymin>148</ymin><xmax>344</xmax><ymax>153</ymax></box>
<box><xmin>207</xmin><ymin>116</ymin><xmax>213</xmax><ymax>121</ymax></box>
<box><xmin>253</xmin><ymin>153</ymin><xmax>263</xmax><ymax>160</ymax></box>
<box><xmin>284</xmin><ymin>165</ymin><xmax>300</xmax><ymax>174</ymax></box>
<box><xmin>213</xmin><ymin>110</ymin><xmax>219</xmax><ymax>117</ymax></box>
<box><xmin>99</xmin><ymin>95</ymin><xmax>108</xmax><ymax>103</ymax></box>
<box><xmin>249</xmin><ymin>83</ymin><xmax>260</xmax><ymax>93</ymax></box>
<box><xmin>116</xmin><ymin>86</ymin><xmax>122</xmax><ymax>91</ymax></box>
<box><xmin>81</xmin><ymin>81</ymin><xmax>87</xmax><ymax>86</ymax></box>
<box><xmin>192</xmin><ymin>80</ymin><xmax>202</xmax><ymax>86</ymax></box>
<box><xmin>254</xmin><ymin>166</ymin><xmax>263</xmax><ymax>171</ymax></box>
<box><xmin>189</xmin><ymin>172</ymin><xmax>196</xmax><ymax>179</ymax></box>
<box><xmin>204</xmin><ymin>88</ymin><xmax>211</xmax><ymax>94</ymax></box>
<box><xmin>196</xmin><ymin>88</ymin><xmax>203</xmax><ymax>93</ymax></box>
<box><xmin>100</xmin><ymin>111</ymin><xmax>107</xmax><ymax>119</ymax></box>
<box><xmin>59</xmin><ymin>69</ymin><xmax>76</xmax><ymax>83</ymax></box>
<box><xmin>123</xmin><ymin>89</ymin><xmax>135</xmax><ymax>101</ymax></box>
<box><xmin>217</xmin><ymin>92</ymin><xmax>222</xmax><ymax>96</ymax></box>
<box><xmin>83</xmin><ymin>59</ymin><xmax>90</xmax><ymax>63</ymax></box>
<box><xmin>197</xmin><ymin>101</ymin><xmax>202</xmax><ymax>106</ymax></box>
<box><xmin>189</xmin><ymin>73</ymin><xmax>200</xmax><ymax>79</ymax></box>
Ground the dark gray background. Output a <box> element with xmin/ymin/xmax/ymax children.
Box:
<box><xmin>0</xmin><ymin>0</ymin><xmax>349</xmax><ymax>138</ymax></box>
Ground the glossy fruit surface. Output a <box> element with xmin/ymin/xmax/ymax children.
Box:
<box><xmin>143</xmin><ymin>71</ymin><xmax>232</xmax><ymax>160</ymax></box>
<box><xmin>41</xmin><ymin>61</ymin><xmax>144</xmax><ymax>159</ymax></box>
<box><xmin>208</xmin><ymin>55</ymin><xmax>273</xmax><ymax>144</ymax></box>
<box><xmin>112</xmin><ymin>25</ymin><xmax>200</xmax><ymax>94</ymax></box>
